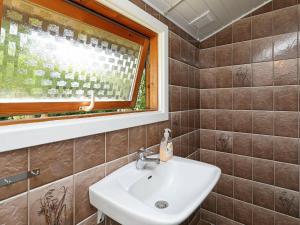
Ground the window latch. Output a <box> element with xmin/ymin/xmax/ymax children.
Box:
<box><xmin>79</xmin><ymin>92</ymin><xmax>95</xmax><ymax>112</ymax></box>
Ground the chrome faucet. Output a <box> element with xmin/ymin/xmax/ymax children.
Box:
<box><xmin>136</xmin><ymin>147</ymin><xmax>160</xmax><ymax>169</ymax></box>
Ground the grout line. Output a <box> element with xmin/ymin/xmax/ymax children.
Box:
<box><xmin>127</xmin><ymin>128</ymin><xmax>130</xmax><ymax>160</ymax></box>
<box><xmin>201</xmin><ymin>42</ymin><xmax>299</xmax><ymax>71</ymax></box>
<box><xmin>27</xmin><ymin>148</ymin><xmax>30</xmax><ymax>225</ymax></box>
<box><xmin>271</xmin><ymin>13</ymin><xmax>276</xmax><ymax>217</ymax></box>
<box><xmin>77</xmin><ymin>213</ymin><xmax>97</xmax><ymax>225</ymax></box>
<box><xmin>104</xmin><ymin>133</ymin><xmax>107</xmax><ymax>176</ymax></box>
<box><xmin>216</xmin><ymin>173</ymin><xmax>299</xmax><ymax>195</ymax></box>
<box><xmin>0</xmin><ymin>191</ymin><xmax>28</xmax><ymax>205</ymax></box>
<box><xmin>201</xmin><ymin>208</ymin><xmax>243</xmax><ymax>225</ymax></box>
<box><xmin>297</xmin><ymin>17</ymin><xmax>300</xmax><ymax>219</ymax></box>
<box><xmin>200</xmin><ymin>143</ymin><xmax>299</xmax><ymax>167</ymax></box>
<box><xmin>199</xmin><ymin>125</ymin><xmax>299</xmax><ymax>140</ymax></box>
<box><xmin>297</xmin><ymin>19</ymin><xmax>300</xmax><ymax>219</ymax></box>
<box><xmin>169</xmin><ymin>56</ymin><xmax>200</xmax><ymax>70</ymax></box>
<box><xmin>213</xmin><ymin>39</ymin><xmax>217</xmax><ymax>168</ymax></box>
<box><xmin>73</xmin><ymin>139</ymin><xmax>76</xmax><ymax>225</ymax></box>
<box><xmin>193</xmin><ymin>83</ymin><xmax>300</xmax><ymax>91</ymax></box>
<box><xmin>172</xmin><ymin>86</ymin><xmax>198</xmax><ymax>103</ymax></box>
<box><xmin>72</xmin><ymin>160</ymin><xmax>106</xmax><ymax>177</ymax></box>
<box><xmin>145</xmin><ymin>123</ymin><xmax>148</xmax><ymax>148</ymax></box>
<box><xmin>249</xmin><ymin>19</ymin><xmax>254</xmax><ymax>224</ymax></box>
<box><xmin>36</xmin><ymin>174</ymin><xmax>74</xmax><ymax>188</ymax></box>
<box><xmin>205</xmin><ymin>191</ymin><xmax>300</xmax><ymax>222</ymax></box>
<box><xmin>201</xmin><ymin>30</ymin><xmax>296</xmax><ymax>51</ymax></box>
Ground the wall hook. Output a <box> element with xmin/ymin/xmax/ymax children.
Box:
<box><xmin>79</xmin><ymin>92</ymin><xmax>95</xmax><ymax>112</ymax></box>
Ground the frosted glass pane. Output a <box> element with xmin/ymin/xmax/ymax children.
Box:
<box><xmin>0</xmin><ymin>0</ymin><xmax>142</xmax><ymax>102</ymax></box>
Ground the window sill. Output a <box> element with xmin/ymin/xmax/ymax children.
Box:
<box><xmin>0</xmin><ymin>110</ymin><xmax>168</xmax><ymax>152</ymax></box>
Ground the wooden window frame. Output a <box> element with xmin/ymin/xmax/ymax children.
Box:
<box><xmin>0</xmin><ymin>0</ymin><xmax>168</xmax><ymax>152</ymax></box>
<box><xmin>0</xmin><ymin>0</ymin><xmax>158</xmax><ymax>118</ymax></box>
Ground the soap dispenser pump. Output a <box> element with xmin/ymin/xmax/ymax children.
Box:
<box><xmin>160</xmin><ymin>128</ymin><xmax>173</xmax><ymax>162</ymax></box>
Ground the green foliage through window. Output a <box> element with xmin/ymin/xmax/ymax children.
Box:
<box><xmin>0</xmin><ymin>0</ymin><xmax>148</xmax><ymax>122</ymax></box>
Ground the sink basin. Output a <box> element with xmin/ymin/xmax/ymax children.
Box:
<box><xmin>89</xmin><ymin>156</ymin><xmax>221</xmax><ymax>225</ymax></box>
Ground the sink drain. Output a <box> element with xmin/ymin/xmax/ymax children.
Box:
<box><xmin>155</xmin><ymin>200</ymin><xmax>169</xmax><ymax>209</ymax></box>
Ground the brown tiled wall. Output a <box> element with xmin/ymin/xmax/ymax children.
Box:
<box><xmin>0</xmin><ymin>1</ymin><xmax>202</xmax><ymax>225</ymax></box>
<box><xmin>198</xmin><ymin>1</ymin><xmax>300</xmax><ymax>225</ymax></box>
<box><xmin>2</xmin><ymin>1</ymin><xmax>300</xmax><ymax>225</ymax></box>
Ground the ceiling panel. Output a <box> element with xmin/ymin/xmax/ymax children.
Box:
<box><xmin>143</xmin><ymin>0</ymin><xmax>271</xmax><ymax>41</ymax></box>
<box><xmin>167</xmin><ymin>9</ymin><xmax>198</xmax><ymax>35</ymax></box>
<box><xmin>186</xmin><ymin>0</ymin><xmax>208</xmax><ymax>16</ymax></box>
<box><xmin>175</xmin><ymin>1</ymin><xmax>199</xmax><ymax>22</ymax></box>
<box><xmin>220</xmin><ymin>0</ymin><xmax>243</xmax><ymax>18</ymax></box>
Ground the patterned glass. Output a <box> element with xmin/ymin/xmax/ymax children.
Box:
<box><xmin>0</xmin><ymin>0</ymin><xmax>142</xmax><ymax>102</ymax></box>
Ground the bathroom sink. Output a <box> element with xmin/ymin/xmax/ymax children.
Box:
<box><xmin>89</xmin><ymin>156</ymin><xmax>221</xmax><ymax>225</ymax></box>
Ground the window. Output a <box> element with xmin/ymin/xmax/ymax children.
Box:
<box><xmin>0</xmin><ymin>0</ymin><xmax>158</xmax><ymax>124</ymax></box>
<box><xmin>0</xmin><ymin>0</ymin><xmax>168</xmax><ymax>152</ymax></box>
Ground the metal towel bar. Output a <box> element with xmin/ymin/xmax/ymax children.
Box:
<box><xmin>0</xmin><ymin>169</ymin><xmax>40</xmax><ymax>187</ymax></box>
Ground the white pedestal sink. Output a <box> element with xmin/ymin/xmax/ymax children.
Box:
<box><xmin>89</xmin><ymin>156</ymin><xmax>221</xmax><ymax>225</ymax></box>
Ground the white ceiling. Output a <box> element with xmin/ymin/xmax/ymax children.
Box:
<box><xmin>143</xmin><ymin>0</ymin><xmax>271</xmax><ymax>41</ymax></box>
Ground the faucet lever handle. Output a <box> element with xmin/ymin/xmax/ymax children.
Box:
<box><xmin>137</xmin><ymin>147</ymin><xmax>153</xmax><ymax>157</ymax></box>
<box><xmin>137</xmin><ymin>147</ymin><xmax>146</xmax><ymax>152</ymax></box>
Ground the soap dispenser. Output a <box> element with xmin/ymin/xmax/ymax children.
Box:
<box><xmin>160</xmin><ymin>128</ymin><xmax>173</xmax><ymax>162</ymax></box>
